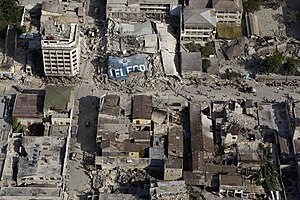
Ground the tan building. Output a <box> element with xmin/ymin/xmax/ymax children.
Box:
<box><xmin>181</xmin><ymin>8</ymin><xmax>216</xmax><ymax>43</ymax></box>
<box><xmin>213</xmin><ymin>0</ymin><xmax>243</xmax><ymax>25</ymax></box>
<box><xmin>164</xmin><ymin>158</ymin><xmax>183</xmax><ymax>181</ymax></box>
<box><xmin>12</xmin><ymin>94</ymin><xmax>44</xmax><ymax>126</ymax></box>
<box><xmin>132</xmin><ymin>95</ymin><xmax>152</xmax><ymax>130</ymax></box>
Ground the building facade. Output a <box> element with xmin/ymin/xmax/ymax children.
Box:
<box><xmin>213</xmin><ymin>0</ymin><xmax>243</xmax><ymax>25</ymax></box>
<box><xmin>181</xmin><ymin>9</ymin><xmax>216</xmax><ymax>43</ymax></box>
<box><xmin>106</xmin><ymin>0</ymin><xmax>179</xmax><ymax>21</ymax></box>
<box><xmin>41</xmin><ymin>24</ymin><xmax>80</xmax><ymax>76</ymax></box>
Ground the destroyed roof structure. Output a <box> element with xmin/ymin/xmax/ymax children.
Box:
<box><xmin>108</xmin><ymin>54</ymin><xmax>148</xmax><ymax>80</ymax></box>
<box><xmin>40</xmin><ymin>1</ymin><xmax>82</xmax><ymax>77</ymax></box>
<box><xmin>221</xmin><ymin>37</ymin><xmax>249</xmax><ymax>60</ymax></box>
<box><xmin>180</xmin><ymin>52</ymin><xmax>202</xmax><ymax>78</ymax></box>
<box><xmin>12</xmin><ymin>94</ymin><xmax>44</xmax><ymax>125</ymax></box>
<box><xmin>181</xmin><ymin>8</ymin><xmax>216</xmax><ymax>43</ymax></box>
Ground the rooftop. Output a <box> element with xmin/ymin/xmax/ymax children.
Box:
<box><xmin>12</xmin><ymin>94</ymin><xmax>44</xmax><ymax>118</ymax></box>
<box><xmin>181</xmin><ymin>52</ymin><xmax>202</xmax><ymax>72</ymax></box>
<box><xmin>168</xmin><ymin>125</ymin><xmax>183</xmax><ymax>157</ymax></box>
<box><xmin>132</xmin><ymin>95</ymin><xmax>152</xmax><ymax>120</ymax></box>
<box><xmin>44</xmin><ymin>86</ymin><xmax>74</xmax><ymax>111</ymax></box>
<box><xmin>2</xmin><ymin>136</ymin><xmax>65</xmax><ymax>186</ymax></box>
<box><xmin>184</xmin><ymin>8</ymin><xmax>216</xmax><ymax>28</ymax></box>
<box><xmin>213</xmin><ymin>0</ymin><xmax>243</xmax><ymax>12</ymax></box>
<box><xmin>100</xmin><ymin>95</ymin><xmax>120</xmax><ymax>116</ymax></box>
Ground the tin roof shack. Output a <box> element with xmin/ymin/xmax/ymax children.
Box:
<box><xmin>132</xmin><ymin>95</ymin><xmax>152</xmax><ymax>131</ymax></box>
<box><xmin>43</xmin><ymin>86</ymin><xmax>74</xmax><ymax>126</ymax></box>
<box><xmin>164</xmin><ymin>125</ymin><xmax>184</xmax><ymax>180</ymax></box>
<box><xmin>0</xmin><ymin>136</ymin><xmax>65</xmax><ymax>199</ymax></box>
<box><xmin>12</xmin><ymin>94</ymin><xmax>44</xmax><ymax>126</ymax></box>
<box><xmin>180</xmin><ymin>52</ymin><xmax>202</xmax><ymax>79</ymax></box>
<box><xmin>0</xmin><ymin>25</ymin><xmax>17</xmax><ymax>80</ymax></box>
<box><xmin>149</xmin><ymin>180</ymin><xmax>188</xmax><ymax>200</ymax></box>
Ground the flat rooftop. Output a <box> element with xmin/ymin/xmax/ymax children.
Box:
<box><xmin>2</xmin><ymin>136</ymin><xmax>65</xmax><ymax>186</ymax></box>
<box><xmin>12</xmin><ymin>94</ymin><xmax>44</xmax><ymax>119</ymax></box>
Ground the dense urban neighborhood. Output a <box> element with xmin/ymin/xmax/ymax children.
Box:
<box><xmin>1</xmin><ymin>0</ymin><xmax>300</xmax><ymax>199</ymax></box>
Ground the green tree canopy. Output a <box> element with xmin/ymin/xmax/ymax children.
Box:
<box><xmin>287</xmin><ymin>10</ymin><xmax>299</xmax><ymax>24</ymax></box>
<box><xmin>283</xmin><ymin>57</ymin><xmax>299</xmax><ymax>75</ymax></box>
<box><xmin>0</xmin><ymin>0</ymin><xmax>24</xmax><ymax>36</ymax></box>
<box><xmin>202</xmin><ymin>59</ymin><xmax>211</xmax><ymax>72</ymax></box>
<box><xmin>243</xmin><ymin>0</ymin><xmax>262</xmax><ymax>13</ymax></box>
<box><xmin>262</xmin><ymin>53</ymin><xmax>283</xmax><ymax>73</ymax></box>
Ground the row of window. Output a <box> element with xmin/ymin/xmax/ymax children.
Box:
<box><xmin>184</xmin><ymin>31</ymin><xmax>211</xmax><ymax>35</ymax></box>
<box><xmin>182</xmin><ymin>37</ymin><xmax>209</xmax><ymax>41</ymax></box>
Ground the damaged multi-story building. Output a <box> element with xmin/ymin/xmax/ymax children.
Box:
<box><xmin>40</xmin><ymin>1</ymin><xmax>82</xmax><ymax>76</ymax></box>
<box><xmin>106</xmin><ymin>0</ymin><xmax>180</xmax><ymax>21</ymax></box>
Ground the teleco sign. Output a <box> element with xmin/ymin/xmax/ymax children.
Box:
<box><xmin>107</xmin><ymin>55</ymin><xmax>147</xmax><ymax>80</ymax></box>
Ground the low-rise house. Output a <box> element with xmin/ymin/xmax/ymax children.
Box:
<box><xmin>43</xmin><ymin>86</ymin><xmax>74</xmax><ymax>126</ymax></box>
<box><xmin>12</xmin><ymin>94</ymin><xmax>44</xmax><ymax>126</ymax></box>
<box><xmin>180</xmin><ymin>52</ymin><xmax>202</xmax><ymax>78</ymax></box>
<box><xmin>132</xmin><ymin>95</ymin><xmax>152</xmax><ymax>130</ymax></box>
<box><xmin>164</xmin><ymin>158</ymin><xmax>183</xmax><ymax>181</ymax></box>
<box><xmin>181</xmin><ymin>8</ymin><xmax>216</xmax><ymax>43</ymax></box>
<box><xmin>213</xmin><ymin>0</ymin><xmax>243</xmax><ymax>25</ymax></box>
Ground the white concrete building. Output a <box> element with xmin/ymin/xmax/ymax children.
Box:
<box><xmin>40</xmin><ymin>1</ymin><xmax>81</xmax><ymax>77</ymax></box>
<box><xmin>41</xmin><ymin>24</ymin><xmax>80</xmax><ymax>76</ymax></box>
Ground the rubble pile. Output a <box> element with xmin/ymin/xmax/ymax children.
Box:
<box><xmin>93</xmin><ymin>167</ymin><xmax>152</xmax><ymax>195</ymax></box>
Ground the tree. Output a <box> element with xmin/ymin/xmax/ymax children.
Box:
<box><xmin>262</xmin><ymin>53</ymin><xmax>283</xmax><ymax>74</ymax></box>
<box><xmin>0</xmin><ymin>0</ymin><xmax>24</xmax><ymax>37</ymax></box>
<box><xmin>201</xmin><ymin>42</ymin><xmax>214</xmax><ymax>57</ymax></box>
<box><xmin>202</xmin><ymin>59</ymin><xmax>211</xmax><ymax>72</ymax></box>
<box><xmin>186</xmin><ymin>42</ymin><xmax>201</xmax><ymax>52</ymax></box>
<box><xmin>283</xmin><ymin>57</ymin><xmax>299</xmax><ymax>75</ymax></box>
<box><xmin>287</xmin><ymin>10</ymin><xmax>299</xmax><ymax>24</ymax></box>
<box><xmin>223</xmin><ymin>71</ymin><xmax>240</xmax><ymax>80</ymax></box>
<box><xmin>243</xmin><ymin>0</ymin><xmax>262</xmax><ymax>13</ymax></box>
